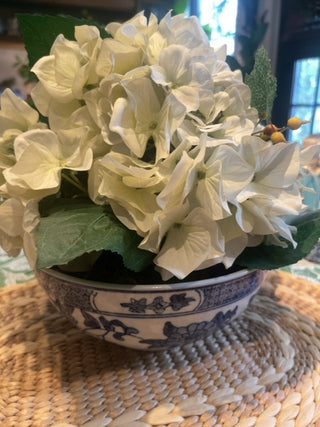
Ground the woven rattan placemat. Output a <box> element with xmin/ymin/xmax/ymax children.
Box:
<box><xmin>0</xmin><ymin>271</ymin><xmax>320</xmax><ymax>427</ymax></box>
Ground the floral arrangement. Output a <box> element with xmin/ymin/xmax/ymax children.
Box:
<box><xmin>0</xmin><ymin>11</ymin><xmax>319</xmax><ymax>282</ymax></box>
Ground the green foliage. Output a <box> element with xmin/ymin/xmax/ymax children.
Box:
<box><xmin>201</xmin><ymin>24</ymin><xmax>212</xmax><ymax>40</ymax></box>
<box><xmin>236</xmin><ymin>210</ymin><xmax>320</xmax><ymax>270</ymax></box>
<box><xmin>226</xmin><ymin>9</ymin><xmax>268</xmax><ymax>77</ymax></box>
<box><xmin>36</xmin><ymin>198</ymin><xmax>154</xmax><ymax>272</ymax></box>
<box><xmin>238</xmin><ymin>11</ymin><xmax>268</xmax><ymax>74</ymax></box>
<box><xmin>16</xmin><ymin>14</ymin><xmax>107</xmax><ymax>67</ymax></box>
<box><xmin>245</xmin><ymin>46</ymin><xmax>277</xmax><ymax>120</ymax></box>
<box><xmin>173</xmin><ymin>0</ymin><xmax>189</xmax><ymax>14</ymax></box>
<box><xmin>14</xmin><ymin>56</ymin><xmax>38</xmax><ymax>84</ymax></box>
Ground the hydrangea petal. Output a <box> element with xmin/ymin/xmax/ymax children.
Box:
<box><xmin>0</xmin><ymin>89</ymin><xmax>39</xmax><ymax>133</ymax></box>
<box><xmin>155</xmin><ymin>208</ymin><xmax>224</xmax><ymax>279</ymax></box>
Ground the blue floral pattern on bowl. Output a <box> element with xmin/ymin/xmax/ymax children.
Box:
<box><xmin>36</xmin><ymin>268</ymin><xmax>265</xmax><ymax>350</ymax></box>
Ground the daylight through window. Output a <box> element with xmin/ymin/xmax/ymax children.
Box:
<box><xmin>198</xmin><ymin>0</ymin><xmax>238</xmax><ymax>55</ymax></box>
<box><xmin>288</xmin><ymin>57</ymin><xmax>320</xmax><ymax>144</ymax></box>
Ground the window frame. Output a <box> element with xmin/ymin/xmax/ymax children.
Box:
<box><xmin>273</xmin><ymin>4</ymin><xmax>320</xmax><ymax>138</ymax></box>
<box><xmin>287</xmin><ymin>58</ymin><xmax>320</xmax><ymax>142</ymax></box>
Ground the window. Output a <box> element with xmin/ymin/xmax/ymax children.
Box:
<box><xmin>273</xmin><ymin>0</ymin><xmax>320</xmax><ymax>146</ymax></box>
<box><xmin>288</xmin><ymin>57</ymin><xmax>320</xmax><ymax>144</ymax></box>
<box><xmin>197</xmin><ymin>0</ymin><xmax>238</xmax><ymax>54</ymax></box>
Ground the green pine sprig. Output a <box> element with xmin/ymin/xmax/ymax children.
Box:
<box><xmin>245</xmin><ymin>46</ymin><xmax>277</xmax><ymax>121</ymax></box>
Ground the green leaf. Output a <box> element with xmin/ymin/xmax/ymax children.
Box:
<box><xmin>173</xmin><ymin>0</ymin><xmax>188</xmax><ymax>14</ymax></box>
<box><xmin>245</xmin><ymin>46</ymin><xmax>277</xmax><ymax>120</ymax></box>
<box><xmin>250</xmin><ymin>12</ymin><xmax>268</xmax><ymax>50</ymax></box>
<box><xmin>236</xmin><ymin>211</ymin><xmax>320</xmax><ymax>270</ymax></box>
<box><xmin>36</xmin><ymin>199</ymin><xmax>154</xmax><ymax>272</ymax></box>
<box><xmin>226</xmin><ymin>55</ymin><xmax>242</xmax><ymax>72</ymax></box>
<box><xmin>17</xmin><ymin>14</ymin><xmax>107</xmax><ymax>67</ymax></box>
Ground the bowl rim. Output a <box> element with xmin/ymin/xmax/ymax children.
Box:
<box><xmin>37</xmin><ymin>267</ymin><xmax>259</xmax><ymax>291</ymax></box>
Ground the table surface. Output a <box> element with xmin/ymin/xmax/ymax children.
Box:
<box><xmin>1</xmin><ymin>270</ymin><xmax>320</xmax><ymax>426</ymax></box>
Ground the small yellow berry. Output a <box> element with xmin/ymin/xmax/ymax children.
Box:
<box><xmin>287</xmin><ymin>116</ymin><xmax>311</xmax><ymax>130</ymax></box>
<box><xmin>270</xmin><ymin>131</ymin><xmax>286</xmax><ymax>144</ymax></box>
<box><xmin>260</xmin><ymin>132</ymin><xmax>270</xmax><ymax>141</ymax></box>
<box><xmin>259</xmin><ymin>123</ymin><xmax>280</xmax><ymax>141</ymax></box>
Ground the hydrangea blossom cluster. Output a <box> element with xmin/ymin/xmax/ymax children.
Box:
<box><xmin>0</xmin><ymin>12</ymin><xmax>317</xmax><ymax>280</ymax></box>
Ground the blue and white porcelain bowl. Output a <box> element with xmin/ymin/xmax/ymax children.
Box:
<box><xmin>36</xmin><ymin>268</ymin><xmax>265</xmax><ymax>351</ymax></box>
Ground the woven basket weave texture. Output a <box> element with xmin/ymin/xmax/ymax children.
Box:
<box><xmin>0</xmin><ymin>271</ymin><xmax>320</xmax><ymax>427</ymax></box>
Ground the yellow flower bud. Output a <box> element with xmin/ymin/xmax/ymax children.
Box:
<box><xmin>270</xmin><ymin>131</ymin><xmax>286</xmax><ymax>144</ymax></box>
<box><xmin>287</xmin><ymin>116</ymin><xmax>311</xmax><ymax>130</ymax></box>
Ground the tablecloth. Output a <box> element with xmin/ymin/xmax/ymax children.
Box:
<box><xmin>1</xmin><ymin>270</ymin><xmax>320</xmax><ymax>426</ymax></box>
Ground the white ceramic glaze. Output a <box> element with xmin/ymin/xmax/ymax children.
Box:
<box><xmin>36</xmin><ymin>268</ymin><xmax>266</xmax><ymax>350</ymax></box>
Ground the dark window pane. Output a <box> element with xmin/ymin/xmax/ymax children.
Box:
<box><xmin>291</xmin><ymin>58</ymin><xmax>320</xmax><ymax>105</ymax></box>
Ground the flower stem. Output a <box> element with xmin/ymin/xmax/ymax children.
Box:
<box><xmin>61</xmin><ymin>171</ymin><xmax>88</xmax><ymax>196</ymax></box>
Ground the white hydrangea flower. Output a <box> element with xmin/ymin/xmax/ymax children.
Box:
<box><xmin>159</xmin><ymin>11</ymin><xmax>209</xmax><ymax>49</ymax></box>
<box><xmin>154</xmin><ymin>207</ymin><xmax>224</xmax><ymax>279</ymax></box>
<box><xmin>46</xmin><ymin>101</ymin><xmax>107</xmax><ymax>159</ymax></box>
<box><xmin>0</xmin><ymin>197</ymin><xmax>24</xmax><ymax>257</ymax></box>
<box><xmin>31</xmin><ymin>36</ymin><xmax>82</xmax><ymax>103</ymax></box>
<box><xmin>0</xmin><ymin>89</ymin><xmax>46</xmax><ymax>187</ymax></box>
<box><xmin>237</xmin><ymin>137</ymin><xmax>300</xmax><ymax>209</ymax></box>
<box><xmin>145</xmin><ymin>30</ymin><xmax>168</xmax><ymax>65</ymax></box>
<box><xmin>106</xmin><ymin>11</ymin><xmax>159</xmax><ymax>51</ymax></box>
<box><xmin>84</xmin><ymin>75</ymin><xmax>125</xmax><ymax>148</ymax></box>
<box><xmin>207</xmin><ymin>142</ymin><xmax>255</xmax><ymax>199</ymax></box>
<box><xmin>0</xmin><ymin>88</ymin><xmax>39</xmax><ymax>135</ymax></box>
<box><xmin>217</xmin><ymin>211</ymin><xmax>250</xmax><ymax>268</ymax></box>
<box><xmin>0</xmin><ymin>11</ymin><xmax>315</xmax><ymax>280</ymax></box>
<box><xmin>3</xmin><ymin>128</ymin><xmax>92</xmax><ymax>200</ymax></box>
<box><xmin>139</xmin><ymin>202</ymin><xmax>190</xmax><ymax>254</ymax></box>
<box><xmin>231</xmin><ymin>137</ymin><xmax>303</xmax><ymax>245</ymax></box>
<box><xmin>150</xmin><ymin>44</ymin><xmax>212</xmax><ymax>113</ymax></box>
<box><xmin>299</xmin><ymin>143</ymin><xmax>320</xmax><ymax>166</ymax></box>
<box><xmin>73</xmin><ymin>25</ymin><xmax>102</xmax><ymax>97</ymax></box>
<box><xmin>0</xmin><ymin>198</ymin><xmax>39</xmax><ymax>267</ymax></box>
<box><xmin>89</xmin><ymin>152</ymin><xmax>162</xmax><ymax>235</ymax></box>
<box><xmin>22</xmin><ymin>199</ymin><xmax>40</xmax><ymax>269</ymax></box>
<box><xmin>156</xmin><ymin>137</ymin><xmax>229</xmax><ymax>218</ymax></box>
<box><xmin>96</xmin><ymin>38</ymin><xmax>142</xmax><ymax>77</ymax></box>
<box><xmin>32</xmin><ymin>25</ymin><xmax>102</xmax><ymax>105</ymax></box>
<box><xmin>194</xmin><ymin>150</ymin><xmax>231</xmax><ymax>220</ymax></box>
<box><xmin>110</xmin><ymin>76</ymin><xmax>182</xmax><ymax>159</ymax></box>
